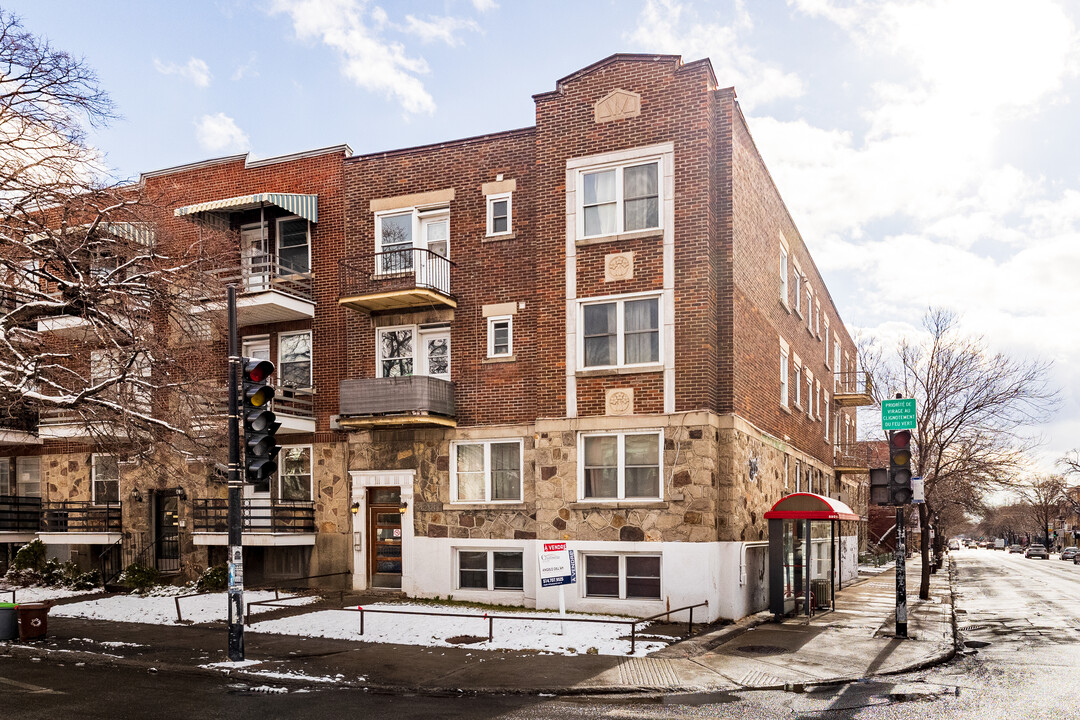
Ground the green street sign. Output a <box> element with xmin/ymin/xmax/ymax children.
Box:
<box><xmin>882</xmin><ymin>398</ymin><xmax>917</xmax><ymax>430</ymax></box>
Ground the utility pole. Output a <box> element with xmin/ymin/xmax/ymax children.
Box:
<box><xmin>226</xmin><ymin>285</ymin><xmax>245</xmax><ymax>661</ymax></box>
<box><xmin>895</xmin><ymin>506</ymin><xmax>907</xmax><ymax>638</ymax></box>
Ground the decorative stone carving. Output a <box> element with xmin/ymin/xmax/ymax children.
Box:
<box><xmin>594</xmin><ymin>89</ymin><xmax>642</xmax><ymax>123</ymax></box>
<box><xmin>606</xmin><ymin>388</ymin><xmax>634</xmax><ymax>416</ymax></box>
<box><xmin>604</xmin><ymin>251</ymin><xmax>634</xmax><ymax>282</ymax></box>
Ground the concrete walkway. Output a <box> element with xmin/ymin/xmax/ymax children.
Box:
<box><xmin>1</xmin><ymin>558</ymin><xmax>955</xmax><ymax>695</ymax></box>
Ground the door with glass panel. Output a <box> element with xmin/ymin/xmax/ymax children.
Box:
<box><xmin>417</xmin><ymin>212</ymin><xmax>449</xmax><ymax>293</ymax></box>
<box><xmin>367</xmin><ymin>487</ymin><xmax>402</xmax><ymax>588</ymax></box>
<box><xmin>419</xmin><ymin>329</ymin><xmax>450</xmax><ymax>380</ymax></box>
<box><xmin>240</xmin><ymin>223</ymin><xmax>269</xmax><ymax>292</ymax></box>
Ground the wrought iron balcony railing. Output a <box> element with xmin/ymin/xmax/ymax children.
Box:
<box><xmin>339</xmin><ymin>248</ymin><xmax>455</xmax><ymax>312</ymax></box>
<box><xmin>207</xmin><ymin>255</ymin><xmax>313</xmax><ymax>303</ymax></box>
<box><xmin>40</xmin><ymin>501</ymin><xmax>122</xmax><ymax>533</ymax></box>
<box><xmin>191</xmin><ymin>498</ymin><xmax>316</xmax><ymax>534</ymax></box>
<box><xmin>0</xmin><ymin>495</ymin><xmax>42</xmax><ymax>532</ymax></box>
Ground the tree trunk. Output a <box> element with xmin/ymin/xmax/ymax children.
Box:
<box><xmin>919</xmin><ymin>503</ymin><xmax>930</xmax><ymax>600</ymax></box>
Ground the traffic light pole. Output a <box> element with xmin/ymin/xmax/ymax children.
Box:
<box><xmin>226</xmin><ymin>285</ymin><xmax>245</xmax><ymax>661</ymax></box>
<box><xmin>895</xmin><ymin>506</ymin><xmax>907</xmax><ymax>638</ymax></box>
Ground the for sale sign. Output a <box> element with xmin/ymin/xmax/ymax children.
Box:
<box><xmin>539</xmin><ymin>542</ymin><xmax>577</xmax><ymax>587</ymax></box>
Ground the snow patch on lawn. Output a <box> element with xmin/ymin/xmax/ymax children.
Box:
<box><xmin>53</xmin><ymin>592</ymin><xmax>317</xmax><ymax>626</ymax></box>
<box><xmin>248</xmin><ymin>602</ymin><xmax>668</xmax><ymax>657</ymax></box>
<box><xmin>0</xmin><ymin>586</ymin><xmax>105</xmax><ymax>603</ymax></box>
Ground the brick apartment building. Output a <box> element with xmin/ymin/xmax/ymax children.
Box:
<box><xmin>0</xmin><ymin>54</ymin><xmax>871</xmax><ymax>621</ymax></box>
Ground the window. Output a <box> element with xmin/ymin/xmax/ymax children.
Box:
<box><xmin>834</xmin><ymin>338</ymin><xmax>842</xmax><ymax>377</ymax></box>
<box><xmin>16</xmin><ymin>457</ymin><xmax>40</xmax><ymax>498</ymax></box>
<box><xmin>487</xmin><ymin>316</ymin><xmax>513</xmax><ymax>358</ymax></box>
<box><xmin>580</xmin><ymin>295</ymin><xmax>660</xmax><ymax>369</ymax></box>
<box><xmin>806</xmin><ymin>372</ymin><xmax>814</xmax><ymax>419</ymax></box>
<box><xmin>795</xmin><ymin>459</ymin><xmax>801</xmax><ymax>492</ymax></box>
<box><xmin>806</xmin><ymin>285</ymin><xmax>813</xmax><ymax>331</ymax></box>
<box><xmin>824</xmin><ymin>318</ymin><xmax>831</xmax><ymax>366</ymax></box>
<box><xmin>376</xmin><ymin>211</ymin><xmax>415</xmax><ymax>272</ymax></box>
<box><xmin>814</xmin><ymin>380</ymin><xmax>821</xmax><ymax>419</ymax></box>
<box><xmin>793</xmin><ymin>357</ymin><xmax>802</xmax><ymax>408</ymax></box>
<box><xmin>457</xmin><ymin>549</ymin><xmax>524</xmax><ymax>591</ymax></box>
<box><xmin>580</xmin><ymin>431</ymin><xmax>661</xmax><ymax>500</ymax></box>
<box><xmin>91</xmin><ymin>349</ymin><xmax>150</xmax><ymax>413</ymax></box>
<box><xmin>585</xmin><ymin>555</ymin><xmax>661</xmax><ymax>599</ymax></box>
<box><xmin>92</xmin><ymin>454</ymin><xmax>120</xmax><ymax>504</ymax></box>
<box><xmin>279</xmin><ymin>331</ymin><xmax>312</xmax><ymax>388</ymax></box>
<box><xmin>377</xmin><ymin>326</ymin><xmax>450</xmax><ymax>379</ymax></box>
<box><xmin>793</xmin><ymin>266</ymin><xmax>802</xmax><ymax>314</ymax></box>
<box><xmin>276</xmin><ymin>217</ymin><xmax>310</xmax><ymax>274</ymax></box>
<box><xmin>487</xmin><ymin>193</ymin><xmax>512</xmax><ymax>236</ymax></box>
<box><xmin>378</xmin><ymin>327</ymin><xmax>414</xmax><ymax>377</ymax></box>
<box><xmin>779</xmin><ymin>244</ymin><xmax>789</xmax><ymax>306</ymax></box>
<box><xmin>824</xmin><ymin>391</ymin><xmax>830</xmax><ymax>439</ymax></box>
<box><xmin>783</xmin><ymin>455</ymin><xmax>789</xmax><ymax>489</ymax></box>
<box><xmin>452</xmin><ymin>440</ymin><xmax>523</xmax><ymax>503</ymax></box>
<box><xmin>579</xmin><ymin>160</ymin><xmax>660</xmax><ymax>238</ymax></box>
<box><xmin>279</xmin><ymin>445</ymin><xmax>312</xmax><ymax>502</ymax></box>
<box><xmin>815</xmin><ymin>300</ymin><xmax>821</xmax><ymax>337</ymax></box>
<box><xmin>780</xmin><ymin>345</ymin><xmax>789</xmax><ymax>407</ymax></box>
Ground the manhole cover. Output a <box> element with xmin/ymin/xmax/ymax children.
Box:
<box><xmin>964</xmin><ymin>640</ymin><xmax>991</xmax><ymax>649</ymax></box>
<box><xmin>735</xmin><ymin>645</ymin><xmax>789</xmax><ymax>656</ymax></box>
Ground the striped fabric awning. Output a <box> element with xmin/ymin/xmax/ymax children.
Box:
<box><xmin>174</xmin><ymin>193</ymin><xmax>318</xmax><ymax>223</ymax></box>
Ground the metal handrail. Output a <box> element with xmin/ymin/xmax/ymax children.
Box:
<box><xmin>41</xmin><ymin>501</ymin><xmax>122</xmax><ymax>532</ymax></box>
<box><xmin>206</xmin><ymin>255</ymin><xmax>313</xmax><ymax>302</ymax></box>
<box><xmin>339</xmin><ymin>247</ymin><xmax>456</xmax><ymax>299</ymax></box>
<box><xmin>191</xmin><ymin>498</ymin><xmax>315</xmax><ymax>533</ymax></box>
<box><xmin>833</xmin><ymin>370</ymin><xmax>873</xmax><ymax>396</ymax></box>
<box><xmin>344</xmin><ymin>599</ymin><xmax>709</xmax><ymax>655</ymax></box>
<box><xmin>0</xmin><ymin>495</ymin><xmax>42</xmax><ymax>532</ymax></box>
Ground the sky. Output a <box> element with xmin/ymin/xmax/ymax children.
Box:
<box><xmin>7</xmin><ymin>0</ymin><xmax>1079</xmax><ymax>473</ymax></box>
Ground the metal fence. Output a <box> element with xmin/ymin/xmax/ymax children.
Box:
<box><xmin>207</xmin><ymin>255</ymin><xmax>313</xmax><ymax>302</ymax></box>
<box><xmin>339</xmin><ymin>248</ymin><xmax>455</xmax><ymax>300</ymax></box>
<box><xmin>40</xmin><ymin>501</ymin><xmax>122</xmax><ymax>533</ymax></box>
<box><xmin>0</xmin><ymin>495</ymin><xmax>42</xmax><ymax>532</ymax></box>
<box><xmin>191</xmin><ymin>499</ymin><xmax>315</xmax><ymax>533</ymax></box>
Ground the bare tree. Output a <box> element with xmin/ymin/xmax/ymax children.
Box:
<box><xmin>0</xmin><ymin>11</ymin><xmax>229</xmax><ymax>475</ymax></box>
<box><xmin>1020</xmin><ymin>475</ymin><xmax>1066</xmax><ymax>549</ymax></box>
<box><xmin>864</xmin><ymin>308</ymin><xmax>1057</xmax><ymax>599</ymax></box>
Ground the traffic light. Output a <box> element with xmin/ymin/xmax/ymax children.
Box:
<box><xmin>869</xmin><ymin>467</ymin><xmax>889</xmax><ymax>506</ymax></box>
<box><xmin>242</xmin><ymin>358</ymin><xmax>280</xmax><ymax>486</ymax></box>
<box><xmin>888</xmin><ymin>429</ymin><xmax>913</xmax><ymax>505</ymax></box>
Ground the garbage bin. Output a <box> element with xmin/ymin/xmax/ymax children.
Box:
<box><xmin>810</xmin><ymin>578</ymin><xmax>832</xmax><ymax>609</ymax></box>
<box><xmin>0</xmin><ymin>602</ymin><xmax>17</xmax><ymax>640</ymax></box>
<box><xmin>16</xmin><ymin>602</ymin><xmax>49</xmax><ymax>641</ymax></box>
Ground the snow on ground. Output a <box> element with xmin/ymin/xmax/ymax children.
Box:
<box><xmin>52</xmin><ymin>592</ymin><xmax>317</xmax><ymax>626</ymax></box>
<box><xmin>0</xmin><ymin>586</ymin><xmax>105</xmax><ymax>603</ymax></box>
<box><xmin>248</xmin><ymin>602</ymin><xmax>669</xmax><ymax>657</ymax></box>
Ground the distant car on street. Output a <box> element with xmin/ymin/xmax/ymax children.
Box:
<box><xmin>1025</xmin><ymin>544</ymin><xmax>1049</xmax><ymax>559</ymax></box>
<box><xmin>1060</xmin><ymin>547</ymin><xmax>1077</xmax><ymax>561</ymax></box>
<box><xmin>1009</xmin><ymin>545</ymin><xmax>1024</xmax><ymax>553</ymax></box>
<box><xmin>948</xmin><ymin>540</ymin><xmax>960</xmax><ymax>551</ymax></box>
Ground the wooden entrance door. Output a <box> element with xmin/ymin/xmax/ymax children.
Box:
<box><xmin>367</xmin><ymin>487</ymin><xmax>402</xmax><ymax>588</ymax></box>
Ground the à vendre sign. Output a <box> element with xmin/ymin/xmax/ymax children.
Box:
<box><xmin>538</xmin><ymin>542</ymin><xmax>576</xmax><ymax>588</ymax></box>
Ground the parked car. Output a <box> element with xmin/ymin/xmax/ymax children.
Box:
<box><xmin>1025</xmin><ymin>544</ymin><xmax>1049</xmax><ymax>559</ymax></box>
<box><xmin>948</xmin><ymin>540</ymin><xmax>960</xmax><ymax>551</ymax></box>
<box><xmin>1061</xmin><ymin>547</ymin><xmax>1078</xmax><ymax>561</ymax></box>
<box><xmin>1009</xmin><ymin>545</ymin><xmax>1024</xmax><ymax>553</ymax></box>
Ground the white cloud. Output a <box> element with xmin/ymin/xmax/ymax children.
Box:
<box><xmin>403</xmin><ymin>15</ymin><xmax>480</xmax><ymax>46</ymax></box>
<box><xmin>232</xmin><ymin>52</ymin><xmax>260</xmax><ymax>81</ymax></box>
<box><xmin>269</xmin><ymin>0</ymin><xmax>442</xmax><ymax>115</ymax></box>
<box><xmin>153</xmin><ymin>57</ymin><xmax>213</xmax><ymax>87</ymax></box>
<box><xmin>626</xmin><ymin>0</ymin><xmax>804</xmax><ymax>110</ymax></box>
<box><xmin>195</xmin><ymin>113</ymin><xmax>250</xmax><ymax>153</ymax></box>
<box><xmin>471</xmin><ymin>0</ymin><xmax>498</xmax><ymax>11</ymax></box>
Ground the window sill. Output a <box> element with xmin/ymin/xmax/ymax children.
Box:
<box><xmin>569</xmin><ymin>501</ymin><xmax>666</xmax><ymax>510</ymax></box>
<box><xmin>576</xmin><ymin>365</ymin><xmax>663</xmax><ymax>378</ymax></box>
<box><xmin>483</xmin><ymin>232</ymin><xmax>517</xmax><ymax>243</ymax></box>
<box><xmin>448</xmin><ymin>503</ymin><xmax>528</xmax><ymax>510</ymax></box>
<box><xmin>482</xmin><ymin>355</ymin><xmax>517</xmax><ymax>364</ymax></box>
<box><xmin>780</xmin><ymin>404</ymin><xmax>792</xmax><ymax>415</ymax></box>
<box><xmin>575</xmin><ymin>228</ymin><xmax>663</xmax><ymax>247</ymax></box>
<box><xmin>793</xmin><ymin>403</ymin><xmax>803</xmax><ymax>412</ymax></box>
<box><xmin>780</xmin><ymin>300</ymin><xmax>791</xmax><ymax>314</ymax></box>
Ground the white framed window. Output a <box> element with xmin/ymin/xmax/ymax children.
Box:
<box><xmin>814</xmin><ymin>379</ymin><xmax>821</xmax><ymax>419</ymax></box>
<box><xmin>486</xmin><ymin>192</ymin><xmax>512</xmax><ymax>236</ymax></box>
<box><xmin>780</xmin><ymin>344</ymin><xmax>790</xmax><ymax>408</ymax></box>
<box><xmin>795</xmin><ymin>459</ymin><xmax>801</xmax><ymax>492</ymax></box>
<box><xmin>92</xmin><ymin>454</ymin><xmax>120</xmax><ymax>505</ymax></box>
<box><xmin>279</xmin><ymin>331</ymin><xmax>312</xmax><ymax>388</ymax></box>
<box><xmin>579</xmin><ymin>293</ymin><xmax>660</xmax><ymax>369</ymax></box>
<box><xmin>275</xmin><ymin>216</ymin><xmax>310</xmax><ymax>275</ymax></box>
<box><xmin>779</xmin><ymin>242</ymin><xmax>789</xmax><ymax>307</ymax></box>
<box><xmin>577</xmin><ymin>158</ymin><xmax>661</xmax><ymax>239</ymax></box>
<box><xmin>783</xmin><ymin>455</ymin><xmax>789</xmax><ymax>489</ymax></box>
<box><xmin>487</xmin><ymin>315</ymin><xmax>513</xmax><ymax>358</ymax></box>
<box><xmin>834</xmin><ymin>338</ymin><xmax>842</xmax><ymax>378</ymax></box>
<box><xmin>793</xmin><ymin>265</ymin><xmax>803</xmax><ymax>315</ymax></box>
<box><xmin>824</xmin><ymin>318</ymin><xmax>831</xmax><ymax>366</ymax></box>
<box><xmin>583</xmin><ymin>554</ymin><xmax>661</xmax><ymax>599</ymax></box>
<box><xmin>579</xmin><ymin>430</ymin><xmax>662</xmax><ymax>500</ymax></box>
<box><xmin>806</xmin><ymin>285</ymin><xmax>813</xmax><ymax>331</ymax></box>
<box><xmin>814</xmin><ymin>300</ymin><xmax>821</xmax><ymax>337</ymax></box>
<box><xmin>378</xmin><ymin>325</ymin><xmax>450</xmax><ymax>379</ymax></box>
<box><xmin>793</xmin><ymin>356</ymin><xmax>802</xmax><ymax>408</ymax></box>
<box><xmin>451</xmin><ymin>439</ymin><xmax>523</xmax><ymax>503</ymax></box>
<box><xmin>278</xmin><ymin>445</ymin><xmax>313</xmax><ymax>502</ymax></box>
<box><xmin>806</xmin><ymin>371</ymin><xmax>814</xmax><ymax>419</ymax></box>
<box><xmin>457</xmin><ymin>549</ymin><xmax>524</xmax><ymax>591</ymax></box>
<box><xmin>374</xmin><ymin>206</ymin><xmax>451</xmax><ymax>274</ymax></box>
<box><xmin>824</xmin><ymin>391</ymin><xmax>830</xmax><ymax>440</ymax></box>
<box><xmin>16</xmin><ymin>457</ymin><xmax>40</xmax><ymax>498</ymax></box>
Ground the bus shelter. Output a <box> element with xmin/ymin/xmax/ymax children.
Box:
<box><xmin>764</xmin><ymin>493</ymin><xmax>861</xmax><ymax>619</ymax></box>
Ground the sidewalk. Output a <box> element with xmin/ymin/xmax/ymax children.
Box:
<box><xmin>0</xmin><ymin>559</ymin><xmax>955</xmax><ymax>695</ymax></box>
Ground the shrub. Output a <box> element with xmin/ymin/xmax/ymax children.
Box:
<box><xmin>11</xmin><ymin>539</ymin><xmax>46</xmax><ymax>572</ymax></box>
<box><xmin>195</xmin><ymin>564</ymin><xmax>227</xmax><ymax>592</ymax></box>
<box><xmin>119</xmin><ymin>563</ymin><xmax>161</xmax><ymax>593</ymax></box>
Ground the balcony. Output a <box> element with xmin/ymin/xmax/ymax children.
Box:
<box><xmin>198</xmin><ymin>256</ymin><xmax>315</xmax><ymax>327</ymax></box>
<box><xmin>190</xmin><ymin>499</ymin><xmax>316</xmax><ymax>546</ymax></box>
<box><xmin>0</xmin><ymin>495</ymin><xmax>42</xmax><ymax>542</ymax></box>
<box><xmin>37</xmin><ymin>408</ymin><xmax>93</xmax><ymax>439</ymax></box>
<box><xmin>0</xmin><ymin>412</ymin><xmax>40</xmax><ymax>445</ymax></box>
<box><xmin>339</xmin><ymin>248</ymin><xmax>456</xmax><ymax>314</ymax></box>
<box><xmin>38</xmin><ymin>501</ymin><xmax>122</xmax><ymax>544</ymax></box>
<box><xmin>194</xmin><ymin>384</ymin><xmax>316</xmax><ymax>435</ymax></box>
<box><xmin>833</xmin><ymin>371</ymin><xmax>875</xmax><ymax>407</ymax></box>
<box><xmin>338</xmin><ymin>375</ymin><xmax>456</xmax><ymax>429</ymax></box>
<box><xmin>834</xmin><ymin>443</ymin><xmax>871</xmax><ymax>474</ymax></box>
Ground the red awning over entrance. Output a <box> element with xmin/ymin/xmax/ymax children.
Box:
<box><xmin>763</xmin><ymin>492</ymin><xmax>861</xmax><ymax>522</ymax></box>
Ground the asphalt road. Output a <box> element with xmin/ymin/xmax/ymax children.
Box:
<box><xmin>4</xmin><ymin>549</ymin><xmax>1080</xmax><ymax>719</ymax></box>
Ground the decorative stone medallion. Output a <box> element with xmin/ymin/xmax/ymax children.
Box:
<box><xmin>604</xmin><ymin>251</ymin><xmax>635</xmax><ymax>282</ymax></box>
<box><xmin>606</xmin><ymin>388</ymin><xmax>634</xmax><ymax>416</ymax></box>
<box><xmin>594</xmin><ymin>89</ymin><xmax>642</xmax><ymax>123</ymax></box>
